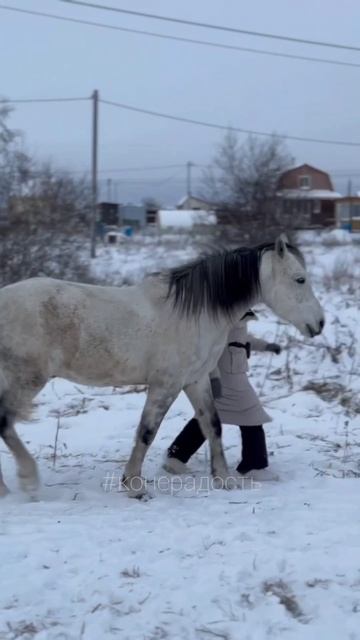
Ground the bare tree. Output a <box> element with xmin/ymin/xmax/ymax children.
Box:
<box><xmin>0</xmin><ymin>228</ymin><xmax>93</xmax><ymax>287</ymax></box>
<box><xmin>11</xmin><ymin>162</ymin><xmax>91</xmax><ymax>231</ymax></box>
<box><xmin>0</xmin><ymin>101</ymin><xmax>32</xmax><ymax>214</ymax></box>
<box><xmin>0</xmin><ymin>104</ymin><xmax>93</xmax><ymax>286</ymax></box>
<box><xmin>203</xmin><ymin>131</ymin><xmax>294</xmax><ymax>243</ymax></box>
<box><xmin>0</xmin><ymin>167</ymin><xmax>93</xmax><ymax>286</ymax></box>
<box><xmin>142</xmin><ymin>196</ymin><xmax>161</xmax><ymax>210</ymax></box>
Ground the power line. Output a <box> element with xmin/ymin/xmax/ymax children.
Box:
<box><xmin>100</xmin><ymin>176</ymin><xmax>183</xmax><ymax>185</ymax></box>
<box><xmin>3</xmin><ymin>91</ymin><xmax>360</xmax><ymax>147</ymax></box>
<box><xmin>99</xmin><ymin>167</ymin><xmax>189</xmax><ymax>185</ymax></box>
<box><xmin>0</xmin><ymin>96</ymin><xmax>89</xmax><ymax>104</ymax></box>
<box><xmin>330</xmin><ymin>168</ymin><xmax>360</xmax><ymax>173</ymax></box>
<box><xmin>101</xmin><ymin>98</ymin><xmax>360</xmax><ymax>147</ymax></box>
<box><xmin>70</xmin><ymin>165</ymin><xmax>360</xmax><ymax>178</ymax></box>
<box><xmin>331</xmin><ymin>172</ymin><xmax>360</xmax><ymax>177</ymax></box>
<box><xmin>59</xmin><ymin>0</ymin><xmax>360</xmax><ymax>53</ymax></box>
<box><xmin>51</xmin><ymin>163</ymin><xmax>207</xmax><ymax>176</ymax></box>
<box><xmin>1</xmin><ymin>5</ymin><xmax>359</xmax><ymax>69</ymax></box>
<box><xmin>98</xmin><ymin>163</ymin><xmax>205</xmax><ymax>174</ymax></box>
<box><xmin>99</xmin><ymin>163</ymin><xmax>186</xmax><ymax>173</ymax></box>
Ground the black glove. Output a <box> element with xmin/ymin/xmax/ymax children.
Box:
<box><xmin>266</xmin><ymin>343</ymin><xmax>281</xmax><ymax>355</ymax></box>
<box><xmin>210</xmin><ymin>377</ymin><xmax>222</xmax><ymax>399</ymax></box>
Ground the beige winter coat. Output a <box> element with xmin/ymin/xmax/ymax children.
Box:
<box><xmin>214</xmin><ymin>323</ymin><xmax>271</xmax><ymax>426</ymax></box>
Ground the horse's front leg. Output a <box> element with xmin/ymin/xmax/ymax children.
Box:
<box><xmin>184</xmin><ymin>377</ymin><xmax>238</xmax><ymax>490</ymax></box>
<box><xmin>123</xmin><ymin>385</ymin><xmax>180</xmax><ymax>499</ymax></box>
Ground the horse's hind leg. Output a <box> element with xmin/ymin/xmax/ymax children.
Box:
<box><xmin>0</xmin><ymin>412</ymin><xmax>39</xmax><ymax>496</ymax></box>
<box><xmin>0</xmin><ymin>458</ymin><xmax>10</xmax><ymax>496</ymax></box>
<box><xmin>184</xmin><ymin>378</ymin><xmax>237</xmax><ymax>489</ymax></box>
<box><xmin>123</xmin><ymin>385</ymin><xmax>180</xmax><ymax>499</ymax></box>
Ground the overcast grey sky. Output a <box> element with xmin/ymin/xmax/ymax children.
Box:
<box><xmin>1</xmin><ymin>0</ymin><xmax>360</xmax><ymax>204</ymax></box>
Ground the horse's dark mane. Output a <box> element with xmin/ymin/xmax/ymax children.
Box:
<box><xmin>167</xmin><ymin>242</ymin><xmax>304</xmax><ymax>318</ymax></box>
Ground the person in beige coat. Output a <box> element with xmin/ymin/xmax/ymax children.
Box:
<box><xmin>164</xmin><ymin>311</ymin><xmax>281</xmax><ymax>476</ymax></box>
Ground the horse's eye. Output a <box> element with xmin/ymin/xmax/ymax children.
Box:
<box><xmin>296</xmin><ymin>277</ymin><xmax>306</xmax><ymax>284</ymax></box>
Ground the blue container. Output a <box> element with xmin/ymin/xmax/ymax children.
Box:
<box><xmin>340</xmin><ymin>222</ymin><xmax>352</xmax><ymax>232</ymax></box>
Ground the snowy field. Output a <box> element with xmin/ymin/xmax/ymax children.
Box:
<box><xmin>1</xmin><ymin>230</ymin><xmax>360</xmax><ymax>640</ymax></box>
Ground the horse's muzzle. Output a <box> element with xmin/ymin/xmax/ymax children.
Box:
<box><xmin>306</xmin><ymin>318</ymin><xmax>325</xmax><ymax>338</ymax></box>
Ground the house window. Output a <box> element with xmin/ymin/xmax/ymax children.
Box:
<box><xmin>313</xmin><ymin>200</ymin><xmax>321</xmax><ymax>214</ymax></box>
<box><xmin>299</xmin><ymin>175</ymin><xmax>311</xmax><ymax>189</ymax></box>
<box><xmin>146</xmin><ymin>210</ymin><xmax>157</xmax><ymax>224</ymax></box>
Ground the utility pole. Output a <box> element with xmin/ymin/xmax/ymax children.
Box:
<box><xmin>186</xmin><ymin>161</ymin><xmax>193</xmax><ymax>198</ymax></box>
<box><xmin>107</xmin><ymin>178</ymin><xmax>112</xmax><ymax>201</ymax></box>
<box><xmin>90</xmin><ymin>89</ymin><xmax>99</xmax><ymax>259</ymax></box>
<box><xmin>347</xmin><ymin>178</ymin><xmax>352</xmax><ymax>197</ymax></box>
<box><xmin>113</xmin><ymin>180</ymin><xmax>119</xmax><ymax>204</ymax></box>
<box><xmin>348</xmin><ymin>178</ymin><xmax>353</xmax><ymax>231</ymax></box>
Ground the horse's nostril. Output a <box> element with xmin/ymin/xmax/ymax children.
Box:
<box><xmin>319</xmin><ymin>319</ymin><xmax>325</xmax><ymax>331</ymax></box>
<box><xmin>306</xmin><ymin>323</ymin><xmax>315</xmax><ymax>338</ymax></box>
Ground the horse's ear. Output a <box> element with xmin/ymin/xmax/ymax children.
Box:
<box><xmin>275</xmin><ymin>234</ymin><xmax>288</xmax><ymax>259</ymax></box>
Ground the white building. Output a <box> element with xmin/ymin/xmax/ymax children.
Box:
<box><xmin>157</xmin><ymin>209</ymin><xmax>216</xmax><ymax>229</ymax></box>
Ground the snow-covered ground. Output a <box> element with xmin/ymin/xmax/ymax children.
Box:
<box><xmin>1</xmin><ymin>230</ymin><xmax>360</xmax><ymax>640</ymax></box>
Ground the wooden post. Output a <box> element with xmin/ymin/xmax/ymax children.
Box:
<box><xmin>186</xmin><ymin>161</ymin><xmax>193</xmax><ymax>198</ymax></box>
<box><xmin>90</xmin><ymin>89</ymin><xmax>99</xmax><ymax>259</ymax></box>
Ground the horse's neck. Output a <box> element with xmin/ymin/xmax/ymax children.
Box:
<box><xmin>144</xmin><ymin>275</ymin><xmax>257</xmax><ymax>335</ymax></box>
<box><xmin>195</xmin><ymin>313</ymin><xmax>236</xmax><ymax>355</ymax></box>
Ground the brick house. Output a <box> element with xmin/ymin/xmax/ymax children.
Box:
<box><xmin>277</xmin><ymin>163</ymin><xmax>341</xmax><ymax>228</ymax></box>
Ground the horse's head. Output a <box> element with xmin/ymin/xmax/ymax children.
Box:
<box><xmin>259</xmin><ymin>235</ymin><xmax>324</xmax><ymax>338</ymax></box>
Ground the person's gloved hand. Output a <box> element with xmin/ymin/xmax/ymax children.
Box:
<box><xmin>210</xmin><ymin>377</ymin><xmax>222</xmax><ymax>399</ymax></box>
<box><xmin>266</xmin><ymin>343</ymin><xmax>281</xmax><ymax>355</ymax></box>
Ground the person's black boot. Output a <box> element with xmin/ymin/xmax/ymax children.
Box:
<box><xmin>236</xmin><ymin>425</ymin><xmax>268</xmax><ymax>474</ymax></box>
<box><xmin>164</xmin><ymin>418</ymin><xmax>206</xmax><ymax>473</ymax></box>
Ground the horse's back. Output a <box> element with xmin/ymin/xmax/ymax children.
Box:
<box><xmin>0</xmin><ymin>276</ymin><xmax>156</xmax><ymax>320</ymax></box>
<box><xmin>0</xmin><ymin>276</ymin><xmax>176</xmax><ymax>386</ymax></box>
<box><xmin>0</xmin><ymin>276</ymin><xmax>222</xmax><ymax>388</ymax></box>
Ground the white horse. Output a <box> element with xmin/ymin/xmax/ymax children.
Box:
<box><xmin>0</xmin><ymin>236</ymin><xmax>324</xmax><ymax>499</ymax></box>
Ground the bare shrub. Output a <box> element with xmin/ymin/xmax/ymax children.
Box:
<box><xmin>9</xmin><ymin>162</ymin><xmax>91</xmax><ymax>231</ymax></box>
<box><xmin>263</xmin><ymin>579</ymin><xmax>306</xmax><ymax>621</ymax></box>
<box><xmin>0</xmin><ymin>101</ymin><xmax>32</xmax><ymax>212</ymax></box>
<box><xmin>0</xmin><ymin>103</ymin><xmax>94</xmax><ymax>286</ymax></box>
<box><xmin>332</xmin><ymin>258</ymin><xmax>353</xmax><ymax>281</ymax></box>
<box><xmin>321</xmin><ymin>229</ymin><xmax>353</xmax><ymax>247</ymax></box>
<box><xmin>202</xmin><ymin>131</ymin><xmax>294</xmax><ymax>244</ymax></box>
<box><xmin>120</xmin><ymin>566</ymin><xmax>141</xmax><ymax>579</ymax></box>
<box><xmin>351</xmin><ymin>233</ymin><xmax>360</xmax><ymax>245</ymax></box>
<box><xmin>0</xmin><ymin>228</ymin><xmax>93</xmax><ymax>287</ymax></box>
<box><xmin>322</xmin><ymin>257</ymin><xmax>355</xmax><ymax>292</ymax></box>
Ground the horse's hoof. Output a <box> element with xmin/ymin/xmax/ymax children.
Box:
<box><xmin>238</xmin><ymin>468</ymin><xmax>280</xmax><ymax>482</ymax></box>
<box><xmin>130</xmin><ymin>489</ymin><xmax>153</xmax><ymax>501</ymax></box>
<box><xmin>212</xmin><ymin>473</ymin><xmax>240</xmax><ymax>490</ymax></box>
<box><xmin>18</xmin><ymin>468</ymin><xmax>40</xmax><ymax>496</ymax></box>
<box><xmin>162</xmin><ymin>456</ymin><xmax>191</xmax><ymax>475</ymax></box>
<box><xmin>122</xmin><ymin>475</ymin><xmax>151</xmax><ymax>500</ymax></box>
